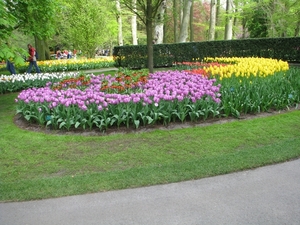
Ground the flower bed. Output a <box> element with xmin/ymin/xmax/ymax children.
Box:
<box><xmin>0</xmin><ymin>72</ymin><xmax>80</xmax><ymax>93</ymax></box>
<box><xmin>13</xmin><ymin>57</ymin><xmax>300</xmax><ymax>132</ymax></box>
<box><xmin>16</xmin><ymin>70</ymin><xmax>221</xmax><ymax>131</ymax></box>
<box><xmin>16</xmin><ymin>57</ymin><xmax>115</xmax><ymax>73</ymax></box>
<box><xmin>204</xmin><ymin>57</ymin><xmax>289</xmax><ymax>78</ymax></box>
<box><xmin>176</xmin><ymin>57</ymin><xmax>289</xmax><ymax>79</ymax></box>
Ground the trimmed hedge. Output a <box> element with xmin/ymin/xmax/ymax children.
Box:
<box><xmin>113</xmin><ymin>37</ymin><xmax>300</xmax><ymax>69</ymax></box>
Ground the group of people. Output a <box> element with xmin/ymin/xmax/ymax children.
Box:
<box><xmin>96</xmin><ymin>49</ymin><xmax>109</xmax><ymax>56</ymax></box>
<box><xmin>6</xmin><ymin>44</ymin><xmax>40</xmax><ymax>75</ymax></box>
<box><xmin>56</xmin><ymin>49</ymin><xmax>75</xmax><ymax>59</ymax></box>
<box><xmin>5</xmin><ymin>45</ymin><xmax>81</xmax><ymax>75</ymax></box>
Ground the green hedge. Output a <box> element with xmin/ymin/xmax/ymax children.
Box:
<box><xmin>113</xmin><ymin>37</ymin><xmax>300</xmax><ymax>68</ymax></box>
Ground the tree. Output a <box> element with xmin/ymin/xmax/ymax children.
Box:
<box><xmin>209</xmin><ymin>0</ymin><xmax>217</xmax><ymax>40</ymax></box>
<box><xmin>178</xmin><ymin>0</ymin><xmax>192</xmax><ymax>42</ymax></box>
<box><xmin>173</xmin><ymin>0</ymin><xmax>179</xmax><ymax>42</ymax></box>
<box><xmin>120</xmin><ymin>0</ymin><xmax>166</xmax><ymax>73</ymax></box>
<box><xmin>154</xmin><ymin>0</ymin><xmax>167</xmax><ymax>44</ymax></box>
<box><xmin>266</xmin><ymin>0</ymin><xmax>300</xmax><ymax>37</ymax></box>
<box><xmin>116</xmin><ymin>0</ymin><xmax>124</xmax><ymax>46</ymax></box>
<box><xmin>224</xmin><ymin>0</ymin><xmax>234</xmax><ymax>39</ymax></box>
<box><xmin>0</xmin><ymin>1</ymin><xmax>25</xmax><ymax>65</ymax></box>
<box><xmin>64</xmin><ymin>0</ymin><xmax>117</xmax><ymax>58</ymax></box>
<box><xmin>237</xmin><ymin>0</ymin><xmax>300</xmax><ymax>38</ymax></box>
<box><xmin>189</xmin><ymin>0</ymin><xmax>194</xmax><ymax>42</ymax></box>
<box><xmin>215</xmin><ymin>0</ymin><xmax>221</xmax><ymax>39</ymax></box>
<box><xmin>3</xmin><ymin>0</ymin><xmax>58</xmax><ymax>60</ymax></box>
<box><xmin>131</xmin><ymin>0</ymin><xmax>138</xmax><ymax>45</ymax></box>
<box><xmin>246</xmin><ymin>4</ymin><xmax>268</xmax><ymax>38</ymax></box>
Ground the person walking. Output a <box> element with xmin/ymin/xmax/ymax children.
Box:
<box><xmin>6</xmin><ymin>60</ymin><xmax>16</xmax><ymax>75</ymax></box>
<box><xmin>26</xmin><ymin>44</ymin><xmax>41</xmax><ymax>73</ymax></box>
<box><xmin>4</xmin><ymin>42</ymin><xmax>16</xmax><ymax>75</ymax></box>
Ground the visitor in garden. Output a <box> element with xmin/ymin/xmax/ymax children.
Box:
<box><xmin>6</xmin><ymin>60</ymin><xmax>16</xmax><ymax>75</ymax></box>
<box><xmin>62</xmin><ymin>50</ymin><xmax>68</xmax><ymax>59</ymax></box>
<box><xmin>4</xmin><ymin>42</ymin><xmax>16</xmax><ymax>75</ymax></box>
<box><xmin>56</xmin><ymin>49</ymin><xmax>62</xmax><ymax>59</ymax></box>
<box><xmin>73</xmin><ymin>49</ymin><xmax>77</xmax><ymax>59</ymax></box>
<box><xmin>26</xmin><ymin>44</ymin><xmax>41</xmax><ymax>73</ymax></box>
<box><xmin>67</xmin><ymin>50</ymin><xmax>72</xmax><ymax>59</ymax></box>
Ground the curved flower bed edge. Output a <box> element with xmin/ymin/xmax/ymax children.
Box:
<box><xmin>14</xmin><ymin>57</ymin><xmax>300</xmax><ymax>132</ymax></box>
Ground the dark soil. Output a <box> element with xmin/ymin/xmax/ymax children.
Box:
<box><xmin>14</xmin><ymin>108</ymin><xmax>298</xmax><ymax>136</ymax></box>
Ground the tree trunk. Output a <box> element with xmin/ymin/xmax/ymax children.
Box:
<box><xmin>233</xmin><ymin>6</ymin><xmax>238</xmax><ymax>39</ymax></box>
<box><xmin>173</xmin><ymin>0</ymin><xmax>179</xmax><ymax>42</ymax></box>
<box><xmin>179</xmin><ymin>0</ymin><xmax>192</xmax><ymax>42</ymax></box>
<box><xmin>189</xmin><ymin>0</ymin><xmax>194</xmax><ymax>42</ymax></box>
<box><xmin>146</xmin><ymin>0</ymin><xmax>154</xmax><ymax>73</ymax></box>
<box><xmin>116</xmin><ymin>0</ymin><xmax>123</xmax><ymax>46</ymax></box>
<box><xmin>224</xmin><ymin>0</ymin><xmax>233</xmax><ymax>40</ymax></box>
<box><xmin>131</xmin><ymin>0</ymin><xmax>138</xmax><ymax>45</ymax></box>
<box><xmin>242</xmin><ymin>18</ymin><xmax>247</xmax><ymax>38</ymax></box>
<box><xmin>44</xmin><ymin>40</ymin><xmax>50</xmax><ymax>60</ymax></box>
<box><xmin>154</xmin><ymin>0</ymin><xmax>166</xmax><ymax>44</ymax></box>
<box><xmin>215</xmin><ymin>0</ymin><xmax>220</xmax><ymax>39</ymax></box>
<box><xmin>109</xmin><ymin>40</ymin><xmax>114</xmax><ymax>56</ymax></box>
<box><xmin>34</xmin><ymin>37</ymin><xmax>48</xmax><ymax>61</ymax></box>
<box><xmin>163</xmin><ymin>3</ymin><xmax>167</xmax><ymax>43</ymax></box>
<box><xmin>295</xmin><ymin>20</ymin><xmax>300</xmax><ymax>37</ymax></box>
<box><xmin>208</xmin><ymin>0</ymin><xmax>216</xmax><ymax>40</ymax></box>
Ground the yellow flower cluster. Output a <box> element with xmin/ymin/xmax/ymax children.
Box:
<box><xmin>37</xmin><ymin>57</ymin><xmax>114</xmax><ymax>67</ymax></box>
<box><xmin>204</xmin><ymin>57</ymin><xmax>289</xmax><ymax>79</ymax></box>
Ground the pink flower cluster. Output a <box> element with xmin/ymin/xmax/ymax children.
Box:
<box><xmin>16</xmin><ymin>70</ymin><xmax>221</xmax><ymax>111</ymax></box>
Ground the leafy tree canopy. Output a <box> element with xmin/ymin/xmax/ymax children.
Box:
<box><xmin>0</xmin><ymin>1</ymin><xmax>25</xmax><ymax>64</ymax></box>
<box><xmin>1</xmin><ymin>0</ymin><xmax>59</xmax><ymax>63</ymax></box>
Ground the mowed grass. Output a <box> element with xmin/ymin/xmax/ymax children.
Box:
<box><xmin>0</xmin><ymin>92</ymin><xmax>300</xmax><ymax>202</ymax></box>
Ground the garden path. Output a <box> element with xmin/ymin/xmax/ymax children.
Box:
<box><xmin>1</xmin><ymin>158</ymin><xmax>299</xmax><ymax>225</ymax></box>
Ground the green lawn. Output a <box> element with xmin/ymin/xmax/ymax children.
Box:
<box><xmin>1</xmin><ymin>92</ymin><xmax>300</xmax><ymax>202</ymax></box>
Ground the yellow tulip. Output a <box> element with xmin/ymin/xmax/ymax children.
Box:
<box><xmin>203</xmin><ymin>57</ymin><xmax>289</xmax><ymax>79</ymax></box>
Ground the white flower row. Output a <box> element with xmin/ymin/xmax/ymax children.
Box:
<box><xmin>0</xmin><ymin>72</ymin><xmax>80</xmax><ymax>83</ymax></box>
